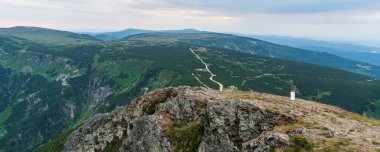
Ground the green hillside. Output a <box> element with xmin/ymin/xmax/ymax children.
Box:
<box><xmin>0</xmin><ymin>26</ymin><xmax>98</xmax><ymax>44</ymax></box>
<box><xmin>0</xmin><ymin>35</ymin><xmax>379</xmax><ymax>151</ymax></box>
<box><xmin>125</xmin><ymin>33</ymin><xmax>380</xmax><ymax>79</ymax></box>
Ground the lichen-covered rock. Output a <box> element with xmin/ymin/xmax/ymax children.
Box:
<box><xmin>121</xmin><ymin>115</ymin><xmax>172</xmax><ymax>152</ymax></box>
<box><xmin>63</xmin><ymin>87</ymin><xmax>380</xmax><ymax>152</ymax></box>
<box><xmin>242</xmin><ymin>133</ymin><xmax>290</xmax><ymax>152</ymax></box>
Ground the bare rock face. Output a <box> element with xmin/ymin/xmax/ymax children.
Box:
<box><xmin>87</xmin><ymin>76</ymin><xmax>112</xmax><ymax>103</ymax></box>
<box><xmin>63</xmin><ymin>87</ymin><xmax>380</xmax><ymax>152</ymax></box>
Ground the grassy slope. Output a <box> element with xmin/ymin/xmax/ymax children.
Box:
<box><xmin>33</xmin><ymin>129</ymin><xmax>74</xmax><ymax>152</ymax></box>
<box><xmin>368</xmin><ymin>99</ymin><xmax>380</xmax><ymax>119</ymax></box>
<box><xmin>228</xmin><ymin>89</ymin><xmax>380</xmax><ymax>151</ymax></box>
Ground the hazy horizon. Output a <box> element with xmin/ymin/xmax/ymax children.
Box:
<box><xmin>1</xmin><ymin>0</ymin><xmax>380</xmax><ymax>45</ymax></box>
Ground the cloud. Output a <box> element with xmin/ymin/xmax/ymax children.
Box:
<box><xmin>0</xmin><ymin>0</ymin><xmax>380</xmax><ymax>44</ymax></box>
<box><xmin>126</xmin><ymin>0</ymin><xmax>380</xmax><ymax>14</ymax></box>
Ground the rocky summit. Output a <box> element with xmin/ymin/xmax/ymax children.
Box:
<box><xmin>63</xmin><ymin>87</ymin><xmax>380</xmax><ymax>152</ymax></box>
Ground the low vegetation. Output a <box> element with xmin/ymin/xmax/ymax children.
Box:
<box><xmin>283</xmin><ymin>135</ymin><xmax>313</xmax><ymax>152</ymax></box>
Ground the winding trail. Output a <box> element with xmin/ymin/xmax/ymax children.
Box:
<box><xmin>192</xmin><ymin>73</ymin><xmax>210</xmax><ymax>88</ymax></box>
<box><xmin>190</xmin><ymin>48</ymin><xmax>224</xmax><ymax>91</ymax></box>
<box><xmin>242</xmin><ymin>73</ymin><xmax>292</xmax><ymax>86</ymax></box>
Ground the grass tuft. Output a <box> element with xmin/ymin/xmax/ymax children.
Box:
<box><xmin>164</xmin><ymin>121</ymin><xmax>204</xmax><ymax>152</ymax></box>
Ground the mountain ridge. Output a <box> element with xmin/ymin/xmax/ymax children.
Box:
<box><xmin>89</xmin><ymin>28</ymin><xmax>206</xmax><ymax>41</ymax></box>
<box><xmin>248</xmin><ymin>35</ymin><xmax>380</xmax><ymax>66</ymax></box>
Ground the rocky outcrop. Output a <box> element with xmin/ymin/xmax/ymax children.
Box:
<box><xmin>64</xmin><ymin>87</ymin><xmax>380</xmax><ymax>152</ymax></box>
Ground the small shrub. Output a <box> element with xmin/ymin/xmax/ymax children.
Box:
<box><xmin>292</xmin><ymin>135</ymin><xmax>313</xmax><ymax>151</ymax></box>
<box><xmin>283</xmin><ymin>135</ymin><xmax>313</xmax><ymax>152</ymax></box>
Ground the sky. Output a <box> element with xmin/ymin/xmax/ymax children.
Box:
<box><xmin>1</xmin><ymin>0</ymin><xmax>380</xmax><ymax>45</ymax></box>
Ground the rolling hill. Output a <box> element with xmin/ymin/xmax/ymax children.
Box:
<box><xmin>89</xmin><ymin>28</ymin><xmax>205</xmax><ymax>41</ymax></box>
<box><xmin>250</xmin><ymin>35</ymin><xmax>380</xmax><ymax>66</ymax></box>
<box><xmin>0</xmin><ymin>26</ymin><xmax>98</xmax><ymax>44</ymax></box>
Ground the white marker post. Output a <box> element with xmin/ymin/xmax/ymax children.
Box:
<box><xmin>290</xmin><ymin>90</ymin><xmax>296</xmax><ymax>101</ymax></box>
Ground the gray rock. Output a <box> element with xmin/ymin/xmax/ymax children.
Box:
<box><xmin>64</xmin><ymin>87</ymin><xmax>294</xmax><ymax>152</ymax></box>
<box><xmin>242</xmin><ymin>133</ymin><xmax>290</xmax><ymax>152</ymax></box>
<box><xmin>295</xmin><ymin>128</ymin><xmax>311</xmax><ymax>134</ymax></box>
<box><xmin>87</xmin><ymin>76</ymin><xmax>113</xmax><ymax>103</ymax></box>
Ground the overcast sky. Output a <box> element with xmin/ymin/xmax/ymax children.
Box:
<box><xmin>1</xmin><ymin>0</ymin><xmax>380</xmax><ymax>44</ymax></box>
